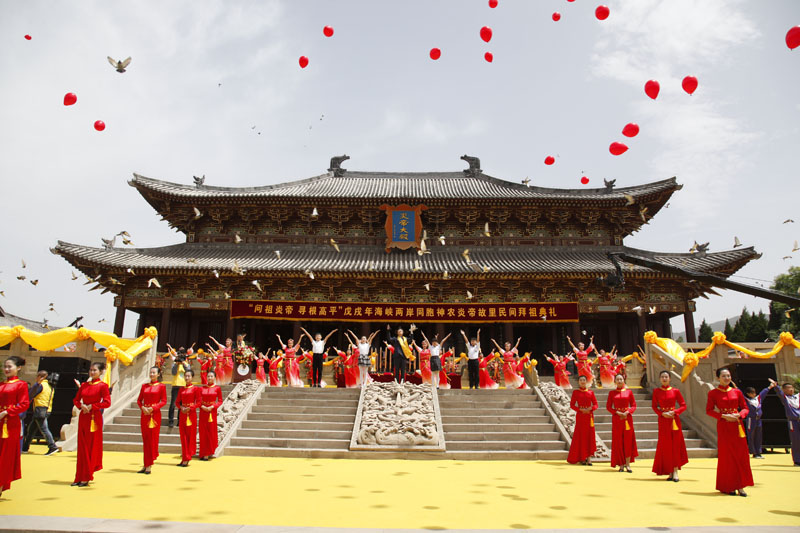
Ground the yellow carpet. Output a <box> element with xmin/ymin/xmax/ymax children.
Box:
<box><xmin>3</xmin><ymin>449</ymin><xmax>799</xmax><ymax>529</ymax></box>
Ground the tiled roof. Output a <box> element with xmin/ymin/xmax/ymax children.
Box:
<box><xmin>53</xmin><ymin>241</ymin><xmax>757</xmax><ymax>277</ymax></box>
<box><xmin>129</xmin><ymin>172</ymin><xmax>681</xmax><ymax>203</ymax></box>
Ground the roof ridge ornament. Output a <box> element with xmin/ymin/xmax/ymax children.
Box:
<box><xmin>328</xmin><ymin>154</ymin><xmax>350</xmax><ymax>177</ymax></box>
<box><xmin>460</xmin><ymin>154</ymin><xmax>481</xmax><ymax>175</ymax></box>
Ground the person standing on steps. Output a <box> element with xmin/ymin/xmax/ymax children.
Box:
<box><xmin>176</xmin><ymin>369</ymin><xmax>201</xmax><ymax>467</ymax></box>
<box><xmin>567</xmin><ymin>335</ymin><xmax>595</xmax><ymax>387</ymax></box>
<box><xmin>346</xmin><ymin>328</ymin><xmax>379</xmax><ymax>387</ymax></box>
<box><xmin>167</xmin><ymin>349</ymin><xmax>190</xmax><ymax>428</ymax></box>
<box><xmin>137</xmin><ymin>366</ymin><xmax>167</xmax><ymax>474</ymax></box>
<box><xmin>300</xmin><ymin>327</ymin><xmax>338</xmax><ymax>388</ymax></box>
<box><xmin>386</xmin><ymin>325</ymin><xmax>415</xmax><ymax>384</ymax></box>
<box><xmin>606</xmin><ymin>373</ymin><xmax>638</xmax><ymax>472</ymax></box>
<box><xmin>460</xmin><ymin>329</ymin><xmax>482</xmax><ymax>390</ymax></box>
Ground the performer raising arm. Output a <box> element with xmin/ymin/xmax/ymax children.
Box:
<box><xmin>567</xmin><ymin>335</ymin><xmax>595</xmax><ymax>387</ymax></box>
<box><xmin>426</xmin><ymin>331</ymin><xmax>451</xmax><ymax>389</ymax></box>
<box><xmin>460</xmin><ymin>329</ymin><xmax>482</xmax><ymax>390</ymax></box>
<box><xmin>491</xmin><ymin>337</ymin><xmax>523</xmax><ymax>389</ymax></box>
<box><xmin>301</xmin><ymin>327</ymin><xmax>338</xmax><ymax>388</ymax></box>
<box><xmin>276</xmin><ymin>334</ymin><xmax>304</xmax><ymax>387</ymax></box>
<box><xmin>346</xmin><ymin>329</ymin><xmax>380</xmax><ymax>386</ymax></box>
<box><xmin>706</xmin><ymin>367</ymin><xmax>753</xmax><ymax>496</ymax></box>
<box><xmin>386</xmin><ymin>325</ymin><xmax>415</xmax><ymax>384</ymax></box>
<box><xmin>547</xmin><ymin>352</ymin><xmax>573</xmax><ymax>389</ymax></box>
<box><xmin>768</xmin><ymin>378</ymin><xmax>800</xmax><ymax>466</ymax></box>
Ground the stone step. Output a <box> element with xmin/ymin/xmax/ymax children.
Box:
<box><xmin>445</xmin><ymin>432</ymin><xmax>562</xmax><ymax>442</ymax></box>
<box><xmin>103</xmin><ymin>431</ymin><xmax>190</xmax><ymax>444</ymax></box>
<box><xmin>240</xmin><ymin>420</ymin><xmax>354</xmax><ymax>431</ymax></box>
<box><xmin>443</xmin><ymin>449</ymin><xmax>569</xmax><ymax>460</ymax></box>
<box><xmin>438</xmin><ymin>389</ymin><xmax>532</xmax><ymax>396</ymax></box>
<box><xmin>442</xmin><ymin>423</ymin><xmax>555</xmax><ymax>433</ymax></box>
<box><xmin>246</xmin><ymin>412</ymin><xmax>355</xmax><ymax>423</ymax></box>
<box><xmin>235</xmin><ymin>428</ymin><xmax>352</xmax><ymax>440</ymax></box>
<box><xmin>256</xmin><ymin>398</ymin><xmax>358</xmax><ymax>408</ymax></box>
<box><xmin>438</xmin><ymin>400</ymin><xmax>543</xmax><ymax>407</ymax></box>
<box><xmin>637</xmin><ymin>448</ymin><xmax>717</xmax><ymax>459</ymax></box>
<box><xmin>228</xmin><ymin>436</ymin><xmax>350</xmax><ymax>449</ymax></box>
<box><xmin>446</xmin><ymin>440</ymin><xmax>566</xmax><ymax>451</ymax></box>
<box><xmin>630</xmin><ymin>437</ymin><xmax>707</xmax><ymax>449</ymax></box>
<box><xmin>438</xmin><ymin>407</ymin><xmax>546</xmax><ymax>417</ymax></box>
<box><xmin>260</xmin><ymin>389</ymin><xmax>360</xmax><ymax>398</ymax></box>
<box><xmin>593</xmin><ymin>414</ymin><xmax>659</xmax><ymax>422</ymax></box>
<box><xmin>105</xmin><ymin>442</ymin><xmax>183</xmax><ymax>454</ymax></box>
<box><xmin>441</xmin><ymin>414</ymin><xmax>550</xmax><ymax>424</ymax></box>
<box><xmin>596</xmin><ymin>429</ymin><xmax>697</xmax><ymax>441</ymax></box>
<box><xmin>249</xmin><ymin>405</ymin><xmax>357</xmax><ymax>415</ymax></box>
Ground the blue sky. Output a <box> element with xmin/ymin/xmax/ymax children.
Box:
<box><xmin>1</xmin><ymin>0</ymin><xmax>798</xmax><ymax>337</ymax></box>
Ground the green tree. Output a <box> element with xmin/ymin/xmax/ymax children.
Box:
<box><xmin>723</xmin><ymin>318</ymin><xmax>734</xmax><ymax>339</ymax></box>
<box><xmin>731</xmin><ymin>307</ymin><xmax>751</xmax><ymax>342</ymax></box>
<box><xmin>698</xmin><ymin>319</ymin><xmax>713</xmax><ymax>343</ymax></box>
<box><xmin>769</xmin><ymin>266</ymin><xmax>800</xmax><ymax>335</ymax></box>
<box><xmin>746</xmin><ymin>310</ymin><xmax>769</xmax><ymax>342</ymax></box>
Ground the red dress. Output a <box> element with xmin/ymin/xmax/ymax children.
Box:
<box><xmin>214</xmin><ymin>354</ymin><xmax>225</xmax><ymax>384</ymax></box>
<box><xmin>0</xmin><ymin>378</ymin><xmax>29</xmax><ymax>491</ymax></box>
<box><xmin>515</xmin><ymin>358</ymin><xmax>530</xmax><ymax>389</ymax></box>
<box><xmin>255</xmin><ymin>359</ymin><xmax>267</xmax><ymax>384</ymax></box>
<box><xmin>418</xmin><ymin>349</ymin><xmax>432</xmax><ymax>384</ymax></box>
<box><xmin>651</xmin><ymin>386</ymin><xmax>689</xmax><ymax>475</ymax></box>
<box><xmin>268</xmin><ymin>356</ymin><xmax>284</xmax><ymax>387</ymax></box>
<box><xmin>73</xmin><ymin>379</ymin><xmax>111</xmax><ymax>483</ymax></box>
<box><xmin>198</xmin><ymin>385</ymin><xmax>223</xmax><ymax>458</ymax></box>
<box><xmin>199</xmin><ymin>358</ymin><xmax>212</xmax><ymax>385</ymax></box>
<box><xmin>606</xmin><ymin>387</ymin><xmax>638</xmax><ymax>467</ymax></box>
<box><xmin>502</xmin><ymin>351</ymin><xmax>524</xmax><ymax>389</ymax></box>
<box><xmin>597</xmin><ymin>355</ymin><xmax>616</xmax><ymax>388</ymax></box>
<box><xmin>176</xmin><ymin>384</ymin><xmax>201</xmax><ymax>463</ymax></box>
<box><xmin>137</xmin><ymin>382</ymin><xmax>167</xmax><ymax>468</ymax></box>
<box><xmin>574</xmin><ymin>345</ymin><xmax>595</xmax><ymax>385</ymax></box>
<box><xmin>567</xmin><ymin>388</ymin><xmax>598</xmax><ymax>463</ymax></box>
<box><xmin>438</xmin><ymin>351</ymin><xmax>453</xmax><ymax>389</ymax></box>
<box><xmin>337</xmin><ymin>351</ymin><xmax>359</xmax><ymax>388</ymax></box>
<box><xmin>479</xmin><ymin>357</ymin><xmax>499</xmax><ymax>389</ymax></box>
<box><xmin>706</xmin><ymin>386</ymin><xmax>753</xmax><ymax>492</ymax></box>
<box><xmin>222</xmin><ymin>348</ymin><xmax>234</xmax><ymax>385</ymax></box>
<box><xmin>547</xmin><ymin>357</ymin><xmax>572</xmax><ymax>389</ymax></box>
<box><xmin>283</xmin><ymin>346</ymin><xmax>303</xmax><ymax>387</ymax></box>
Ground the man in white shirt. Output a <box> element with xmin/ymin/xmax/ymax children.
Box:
<box><xmin>300</xmin><ymin>327</ymin><xmax>338</xmax><ymax>387</ymax></box>
<box><xmin>460</xmin><ymin>329</ymin><xmax>482</xmax><ymax>389</ymax></box>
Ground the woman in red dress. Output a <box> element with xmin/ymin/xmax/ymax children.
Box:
<box><xmin>197</xmin><ymin>350</ymin><xmax>212</xmax><ymax>386</ymax></box>
<box><xmin>137</xmin><ymin>366</ymin><xmax>167</xmax><ymax>474</ymax></box>
<box><xmin>567</xmin><ymin>375</ymin><xmax>597</xmax><ymax>465</ymax></box>
<box><xmin>491</xmin><ymin>338</ymin><xmax>524</xmax><ymax>389</ymax></box>
<box><xmin>547</xmin><ymin>352</ymin><xmax>573</xmax><ymax>389</ymax></box>
<box><xmin>255</xmin><ymin>350</ymin><xmax>270</xmax><ymax>385</ymax></box>
<box><xmin>268</xmin><ymin>351</ymin><xmax>284</xmax><ymax>387</ymax></box>
<box><xmin>209</xmin><ymin>337</ymin><xmax>235</xmax><ymax>385</ymax></box>
<box><xmin>411</xmin><ymin>339</ymin><xmax>433</xmax><ymax>385</ymax></box>
<box><xmin>438</xmin><ymin>348</ymin><xmax>454</xmax><ymax>390</ymax></box>
<box><xmin>651</xmin><ymin>370</ymin><xmax>688</xmax><ymax>481</ymax></box>
<box><xmin>606</xmin><ymin>373</ymin><xmax>638</xmax><ymax>472</ymax></box>
<box><xmin>515</xmin><ymin>353</ymin><xmax>533</xmax><ymax>389</ymax></box>
<box><xmin>595</xmin><ymin>348</ymin><xmax>617</xmax><ymax>388</ymax></box>
<box><xmin>277</xmin><ymin>335</ymin><xmax>304</xmax><ymax>387</ymax></box>
<box><xmin>473</xmin><ymin>352</ymin><xmax>500</xmax><ymax>389</ymax></box>
<box><xmin>199</xmin><ymin>370</ymin><xmax>224</xmax><ymax>461</ymax></box>
<box><xmin>176</xmin><ymin>369</ymin><xmax>201</xmax><ymax>467</ymax></box>
<box><xmin>0</xmin><ymin>356</ymin><xmax>30</xmax><ymax>496</ymax></box>
<box><xmin>567</xmin><ymin>335</ymin><xmax>595</xmax><ymax>387</ymax></box>
<box><xmin>72</xmin><ymin>362</ymin><xmax>111</xmax><ymax>486</ymax></box>
<box><xmin>332</xmin><ymin>346</ymin><xmax>360</xmax><ymax>388</ymax></box>
<box><xmin>706</xmin><ymin>367</ymin><xmax>753</xmax><ymax>496</ymax></box>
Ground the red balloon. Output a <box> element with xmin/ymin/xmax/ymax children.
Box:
<box><xmin>480</xmin><ymin>26</ymin><xmax>493</xmax><ymax>43</ymax></box>
<box><xmin>94</xmin><ymin>120</ymin><xmax>105</xmax><ymax>132</ymax></box>
<box><xmin>682</xmin><ymin>75</ymin><xmax>698</xmax><ymax>95</ymax></box>
<box><xmin>609</xmin><ymin>142</ymin><xmax>628</xmax><ymax>156</ymax></box>
<box><xmin>786</xmin><ymin>26</ymin><xmax>800</xmax><ymax>50</ymax></box>
<box><xmin>580</xmin><ymin>176</ymin><xmax>590</xmax><ymax>185</ymax></box>
<box><xmin>24</xmin><ymin>34</ymin><xmax>32</xmax><ymax>40</ymax></box>
<box><xmin>622</xmin><ymin>123</ymin><xmax>639</xmax><ymax>137</ymax></box>
<box><xmin>567</xmin><ymin>0</ymin><xmax>575</xmax><ymax>2</ymax></box>
<box><xmin>544</xmin><ymin>156</ymin><xmax>555</xmax><ymax>165</ymax></box>
<box><xmin>488</xmin><ymin>0</ymin><xmax>498</xmax><ymax>7</ymax></box>
<box><xmin>429</xmin><ymin>48</ymin><xmax>441</xmax><ymax>60</ymax></box>
<box><xmin>484</xmin><ymin>52</ymin><xmax>493</xmax><ymax>63</ymax></box>
<box><xmin>63</xmin><ymin>93</ymin><xmax>77</xmax><ymax>106</ymax></box>
<box><xmin>323</xmin><ymin>26</ymin><xmax>334</xmax><ymax>37</ymax></box>
<box><xmin>552</xmin><ymin>12</ymin><xmax>561</xmax><ymax>21</ymax></box>
<box><xmin>298</xmin><ymin>56</ymin><xmax>309</xmax><ymax>68</ymax></box>
<box><xmin>595</xmin><ymin>5</ymin><xmax>610</xmax><ymax>20</ymax></box>
<box><xmin>644</xmin><ymin>79</ymin><xmax>660</xmax><ymax>100</ymax></box>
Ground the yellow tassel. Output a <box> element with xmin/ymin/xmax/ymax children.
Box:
<box><xmin>148</xmin><ymin>416</ymin><xmax>156</xmax><ymax>429</ymax></box>
<box><xmin>208</xmin><ymin>412</ymin><xmax>213</xmax><ymax>423</ymax></box>
<box><xmin>625</xmin><ymin>419</ymin><xmax>631</xmax><ymax>431</ymax></box>
<box><xmin>1</xmin><ymin>420</ymin><xmax>7</xmax><ymax>439</ymax></box>
<box><xmin>738</xmin><ymin>423</ymin><xmax>745</xmax><ymax>439</ymax></box>
<box><xmin>90</xmin><ymin>418</ymin><xmax>97</xmax><ymax>433</ymax></box>
<box><xmin>672</xmin><ymin>419</ymin><xmax>679</xmax><ymax>431</ymax></box>
<box><xmin>186</xmin><ymin>417</ymin><xmax>192</xmax><ymax>427</ymax></box>
<box><xmin>590</xmin><ymin>416</ymin><xmax>594</xmax><ymax>428</ymax></box>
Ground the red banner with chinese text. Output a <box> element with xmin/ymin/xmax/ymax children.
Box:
<box><xmin>230</xmin><ymin>300</ymin><xmax>578</xmax><ymax>323</ymax></box>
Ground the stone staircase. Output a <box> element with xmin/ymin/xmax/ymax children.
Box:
<box><xmin>590</xmin><ymin>386</ymin><xmax>716</xmax><ymax>459</ymax></box>
<box><xmin>224</xmin><ymin>387</ymin><xmax>360</xmax><ymax>458</ymax></box>
<box><xmin>438</xmin><ymin>388</ymin><xmax>568</xmax><ymax>460</ymax></box>
<box><xmin>103</xmin><ymin>384</ymin><xmax>236</xmax><ymax>455</ymax></box>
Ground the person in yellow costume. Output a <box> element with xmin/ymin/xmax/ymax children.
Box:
<box><xmin>385</xmin><ymin>324</ymin><xmax>416</xmax><ymax>383</ymax></box>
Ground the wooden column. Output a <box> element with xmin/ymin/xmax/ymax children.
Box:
<box><xmin>436</xmin><ymin>323</ymin><xmax>445</xmax><ymax>341</ymax></box>
<box><xmin>570</xmin><ymin>322</ymin><xmax>580</xmax><ymax>341</ymax></box>
<box><xmin>158</xmin><ymin>307</ymin><xmax>171</xmax><ymax>352</ymax></box>
<box><xmin>683</xmin><ymin>310</ymin><xmax>697</xmax><ymax>342</ymax></box>
<box><xmin>292</xmin><ymin>322</ymin><xmax>302</xmax><ymax>342</ymax></box>
<box><xmin>503</xmin><ymin>322</ymin><xmax>514</xmax><ymax>344</ymax></box>
<box><xmin>113</xmin><ymin>304</ymin><xmax>126</xmax><ymax>337</ymax></box>
<box><xmin>226</xmin><ymin>317</ymin><xmax>235</xmax><ymax>341</ymax></box>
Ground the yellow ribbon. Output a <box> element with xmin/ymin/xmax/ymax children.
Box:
<box><xmin>397</xmin><ymin>336</ymin><xmax>413</xmax><ymax>359</ymax></box>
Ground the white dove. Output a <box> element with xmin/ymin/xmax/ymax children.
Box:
<box><xmin>107</xmin><ymin>56</ymin><xmax>131</xmax><ymax>73</ymax></box>
<box><xmin>147</xmin><ymin>278</ymin><xmax>161</xmax><ymax>288</ymax></box>
<box><xmin>193</xmin><ymin>207</ymin><xmax>202</xmax><ymax>219</ymax></box>
<box><xmin>252</xmin><ymin>280</ymin><xmax>263</xmax><ymax>291</ymax></box>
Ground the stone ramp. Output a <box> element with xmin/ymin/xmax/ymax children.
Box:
<box><xmin>103</xmin><ymin>384</ymin><xmax>236</xmax><ymax>454</ymax></box>
<box><xmin>589</xmin><ymin>386</ymin><xmax>716</xmax><ymax>459</ymax></box>
<box><xmin>438</xmin><ymin>388</ymin><xmax>569</xmax><ymax>460</ymax></box>
<box><xmin>224</xmin><ymin>387</ymin><xmax>361</xmax><ymax>458</ymax></box>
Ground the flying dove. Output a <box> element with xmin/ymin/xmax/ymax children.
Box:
<box><xmin>234</xmin><ymin>233</ymin><xmax>242</xmax><ymax>244</ymax></box>
<box><xmin>117</xmin><ymin>230</ymin><xmax>131</xmax><ymax>238</ymax></box>
<box><xmin>649</xmin><ymin>306</ymin><xmax>656</xmax><ymax>315</ymax></box>
<box><xmin>21</xmin><ymin>259</ymin><xmax>26</xmax><ymax>269</ymax></box>
<box><xmin>786</xmin><ymin>308</ymin><xmax>795</xmax><ymax>319</ymax></box>
<box><xmin>793</xmin><ymin>240</ymin><xmax>799</xmax><ymax>253</ymax></box>
<box><xmin>122</xmin><ymin>238</ymin><xmax>134</xmax><ymax>246</ymax></box>
<box><xmin>581</xmin><ymin>330</ymin><xmax>587</xmax><ymax>336</ymax></box>
<box><xmin>311</xmin><ymin>207</ymin><xmax>319</xmax><ymax>218</ymax></box>
<box><xmin>147</xmin><ymin>277</ymin><xmax>161</xmax><ymax>288</ymax></box>
<box><xmin>632</xmin><ymin>305</ymin><xmax>643</xmax><ymax>315</ymax></box>
<box><xmin>98</xmin><ymin>318</ymin><xmax>107</xmax><ymax>323</ymax></box>
<box><xmin>0</xmin><ymin>291</ymin><xmax>4</xmax><ymax>297</ymax></box>
<box><xmin>16</xmin><ymin>275</ymin><xmax>26</xmax><ymax>281</ymax></box>
<box><xmin>604</xmin><ymin>178</ymin><xmax>616</xmax><ymax>190</ymax></box>
<box><xmin>466</xmin><ymin>290</ymin><xmax>474</xmax><ymax>300</ymax></box>
<box><xmin>275</xmin><ymin>250</ymin><xmax>281</xmax><ymax>259</ymax></box>
<box><xmin>442</xmin><ymin>270</ymin><xmax>450</xmax><ymax>280</ymax></box>
<box><xmin>330</xmin><ymin>238</ymin><xmax>340</xmax><ymax>253</ymax></box>
<box><xmin>30</xmin><ymin>279</ymin><xmax>39</xmax><ymax>286</ymax></box>
<box><xmin>462</xmin><ymin>249</ymin><xmax>471</xmax><ymax>262</ymax></box>
<box><xmin>368</xmin><ymin>261</ymin><xmax>376</xmax><ymax>272</ymax></box>
<box><xmin>481</xmin><ymin>265</ymin><xmax>491</xmax><ymax>273</ymax></box>
<box><xmin>418</xmin><ymin>238</ymin><xmax>428</xmax><ymax>255</ymax></box>
<box><xmin>733</xmin><ymin>236</ymin><xmax>742</xmax><ymax>248</ymax></box>
<box><xmin>413</xmin><ymin>260</ymin><xmax>422</xmax><ymax>272</ymax></box>
<box><xmin>541</xmin><ymin>315</ymin><xmax>547</xmax><ymax>322</ymax></box>
<box><xmin>623</xmin><ymin>193</ymin><xmax>635</xmax><ymax>206</ymax></box>
<box><xmin>484</xmin><ymin>222</ymin><xmax>491</xmax><ymax>237</ymax></box>
<box><xmin>439</xmin><ymin>235</ymin><xmax>446</xmax><ymax>246</ymax></box>
<box><xmin>424</xmin><ymin>283</ymin><xmax>430</xmax><ymax>291</ymax></box>
<box><xmin>638</xmin><ymin>206</ymin><xmax>648</xmax><ymax>223</ymax></box>
<box><xmin>304</xmin><ymin>269</ymin><xmax>315</xmax><ymax>280</ymax></box>
<box><xmin>224</xmin><ymin>292</ymin><xmax>231</xmax><ymax>299</ymax></box>
<box><xmin>252</xmin><ymin>280</ymin><xmax>263</xmax><ymax>291</ymax></box>
<box><xmin>409</xmin><ymin>324</ymin><xmax>417</xmax><ymax>333</ymax></box>
<box><xmin>108</xmin><ymin>277</ymin><xmax>122</xmax><ymax>285</ymax></box>
<box><xmin>783</xmin><ymin>219</ymin><xmax>794</xmax><ymax>224</ymax></box>
<box><xmin>107</xmin><ymin>56</ymin><xmax>131</xmax><ymax>73</ymax></box>
<box><xmin>101</xmin><ymin>237</ymin><xmax>116</xmax><ymax>248</ymax></box>
<box><xmin>521</xmin><ymin>177</ymin><xmax>530</xmax><ymax>187</ymax></box>
<box><xmin>212</xmin><ymin>269</ymin><xmax>220</xmax><ymax>279</ymax></box>
<box><xmin>232</xmin><ymin>260</ymin><xmax>245</xmax><ymax>275</ymax></box>
<box><xmin>125</xmin><ymin>268</ymin><xmax>136</xmax><ymax>275</ymax></box>
<box><xmin>782</xmin><ymin>256</ymin><xmax>792</xmax><ymax>260</ymax></box>
<box><xmin>193</xmin><ymin>175</ymin><xmax>205</xmax><ymax>186</ymax></box>
<box><xmin>193</xmin><ymin>207</ymin><xmax>203</xmax><ymax>219</ymax></box>
<box><xmin>186</xmin><ymin>258</ymin><xmax>198</xmax><ymax>264</ymax></box>
<box><xmin>71</xmin><ymin>271</ymin><xmax>79</xmax><ymax>280</ymax></box>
